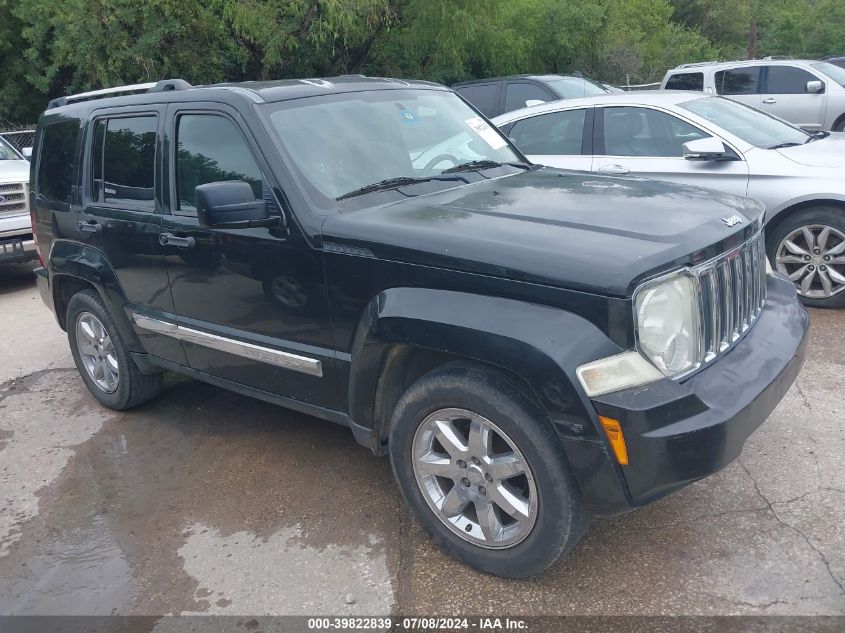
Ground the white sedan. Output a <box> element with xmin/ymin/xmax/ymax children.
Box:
<box><xmin>492</xmin><ymin>92</ymin><xmax>845</xmax><ymax>308</ymax></box>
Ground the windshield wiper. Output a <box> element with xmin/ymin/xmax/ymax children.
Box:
<box><xmin>805</xmin><ymin>130</ymin><xmax>830</xmax><ymax>143</ymax></box>
<box><xmin>442</xmin><ymin>160</ymin><xmax>533</xmax><ymax>174</ymax></box>
<box><xmin>767</xmin><ymin>142</ymin><xmax>802</xmax><ymax>150</ymax></box>
<box><xmin>336</xmin><ymin>175</ymin><xmax>468</xmax><ymax>201</ymax></box>
<box><xmin>441</xmin><ymin>160</ymin><xmax>503</xmax><ymax>173</ymax></box>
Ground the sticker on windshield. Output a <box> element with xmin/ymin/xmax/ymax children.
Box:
<box><xmin>465</xmin><ymin>116</ymin><xmax>507</xmax><ymax>150</ymax></box>
<box><xmin>399</xmin><ymin>109</ymin><xmax>417</xmax><ymax>123</ymax></box>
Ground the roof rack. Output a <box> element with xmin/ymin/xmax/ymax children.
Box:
<box><xmin>675</xmin><ymin>60</ymin><xmax>726</xmax><ymax>69</ymax></box>
<box><xmin>762</xmin><ymin>55</ymin><xmax>793</xmax><ymax>60</ymax></box>
<box><xmin>47</xmin><ymin>79</ymin><xmax>192</xmax><ymax>109</ymax></box>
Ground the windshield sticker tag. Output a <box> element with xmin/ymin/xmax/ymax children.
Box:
<box><xmin>400</xmin><ymin>109</ymin><xmax>417</xmax><ymax>123</ymax></box>
<box><xmin>465</xmin><ymin>117</ymin><xmax>507</xmax><ymax>150</ymax></box>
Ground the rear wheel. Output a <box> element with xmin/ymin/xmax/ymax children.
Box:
<box><xmin>768</xmin><ymin>207</ymin><xmax>845</xmax><ymax>308</ymax></box>
<box><xmin>832</xmin><ymin>118</ymin><xmax>845</xmax><ymax>133</ymax></box>
<box><xmin>388</xmin><ymin>362</ymin><xmax>589</xmax><ymax>578</ymax></box>
<box><xmin>67</xmin><ymin>289</ymin><xmax>162</xmax><ymax>409</ymax></box>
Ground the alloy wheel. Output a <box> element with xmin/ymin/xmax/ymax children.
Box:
<box><xmin>775</xmin><ymin>224</ymin><xmax>845</xmax><ymax>299</ymax></box>
<box><xmin>412</xmin><ymin>408</ymin><xmax>538</xmax><ymax>549</ymax></box>
<box><xmin>75</xmin><ymin>312</ymin><xmax>120</xmax><ymax>393</ymax></box>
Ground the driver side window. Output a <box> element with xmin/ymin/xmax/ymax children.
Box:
<box><xmin>175</xmin><ymin>114</ymin><xmax>263</xmax><ymax>214</ymax></box>
<box><xmin>600</xmin><ymin>107</ymin><xmax>710</xmax><ymax>157</ymax></box>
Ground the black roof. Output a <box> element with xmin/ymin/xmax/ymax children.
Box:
<box><xmin>451</xmin><ymin>74</ymin><xmax>582</xmax><ymax>87</ymax></box>
<box><xmin>44</xmin><ymin>76</ymin><xmax>449</xmax><ymax>114</ymax></box>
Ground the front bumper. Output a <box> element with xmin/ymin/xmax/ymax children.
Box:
<box><xmin>0</xmin><ymin>236</ymin><xmax>37</xmax><ymax>264</ymax></box>
<box><xmin>592</xmin><ymin>273</ymin><xmax>809</xmax><ymax>508</ymax></box>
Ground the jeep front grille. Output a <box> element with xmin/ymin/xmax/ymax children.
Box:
<box><xmin>0</xmin><ymin>182</ymin><xmax>28</xmax><ymax>218</ymax></box>
<box><xmin>695</xmin><ymin>230</ymin><xmax>768</xmax><ymax>364</ymax></box>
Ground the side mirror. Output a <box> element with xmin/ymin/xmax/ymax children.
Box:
<box><xmin>524</xmin><ymin>99</ymin><xmax>545</xmax><ymax>108</ymax></box>
<box><xmin>806</xmin><ymin>80</ymin><xmax>824</xmax><ymax>94</ymax></box>
<box><xmin>683</xmin><ymin>137</ymin><xmax>733</xmax><ymax>161</ymax></box>
<box><xmin>195</xmin><ymin>181</ymin><xmax>277</xmax><ymax>229</ymax></box>
<box><xmin>22</xmin><ymin>147</ymin><xmax>32</xmax><ymax>159</ymax></box>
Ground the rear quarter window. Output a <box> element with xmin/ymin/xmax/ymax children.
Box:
<box><xmin>665</xmin><ymin>72</ymin><xmax>704</xmax><ymax>91</ymax></box>
<box><xmin>37</xmin><ymin>120</ymin><xmax>80</xmax><ymax>205</ymax></box>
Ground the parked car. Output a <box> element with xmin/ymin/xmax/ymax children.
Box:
<box><xmin>821</xmin><ymin>56</ymin><xmax>845</xmax><ymax>70</ymax></box>
<box><xmin>31</xmin><ymin>77</ymin><xmax>807</xmax><ymax>578</ymax></box>
<box><xmin>0</xmin><ymin>135</ymin><xmax>38</xmax><ymax>265</ymax></box>
<box><xmin>452</xmin><ymin>74</ymin><xmax>610</xmax><ymax>118</ymax></box>
<box><xmin>660</xmin><ymin>59</ymin><xmax>845</xmax><ymax>132</ymax></box>
<box><xmin>493</xmin><ymin>92</ymin><xmax>845</xmax><ymax>307</ymax></box>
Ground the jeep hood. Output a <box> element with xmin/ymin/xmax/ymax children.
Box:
<box><xmin>0</xmin><ymin>159</ymin><xmax>29</xmax><ymax>184</ymax></box>
<box><xmin>323</xmin><ymin>169</ymin><xmax>764</xmax><ymax>297</ymax></box>
<box><xmin>776</xmin><ymin>132</ymin><xmax>845</xmax><ymax>168</ymax></box>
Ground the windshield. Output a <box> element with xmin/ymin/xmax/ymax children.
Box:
<box><xmin>263</xmin><ymin>89</ymin><xmax>521</xmax><ymax>203</ymax></box>
<box><xmin>811</xmin><ymin>62</ymin><xmax>845</xmax><ymax>87</ymax></box>
<box><xmin>0</xmin><ymin>137</ymin><xmax>20</xmax><ymax>160</ymax></box>
<box><xmin>544</xmin><ymin>77</ymin><xmax>609</xmax><ymax>99</ymax></box>
<box><xmin>679</xmin><ymin>96</ymin><xmax>809</xmax><ymax>148</ymax></box>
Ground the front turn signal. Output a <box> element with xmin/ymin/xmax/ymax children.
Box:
<box><xmin>599</xmin><ymin>416</ymin><xmax>629</xmax><ymax>466</ymax></box>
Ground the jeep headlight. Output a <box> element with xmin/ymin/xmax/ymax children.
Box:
<box><xmin>634</xmin><ymin>272</ymin><xmax>700</xmax><ymax>377</ymax></box>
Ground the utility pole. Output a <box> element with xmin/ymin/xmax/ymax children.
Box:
<box><xmin>747</xmin><ymin>19</ymin><xmax>758</xmax><ymax>59</ymax></box>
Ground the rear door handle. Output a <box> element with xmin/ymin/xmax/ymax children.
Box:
<box><xmin>597</xmin><ymin>164</ymin><xmax>629</xmax><ymax>175</ymax></box>
<box><xmin>159</xmin><ymin>233</ymin><xmax>195</xmax><ymax>249</ymax></box>
<box><xmin>762</xmin><ymin>98</ymin><xmax>777</xmax><ymax>104</ymax></box>
<box><xmin>77</xmin><ymin>221</ymin><xmax>102</xmax><ymax>233</ymax></box>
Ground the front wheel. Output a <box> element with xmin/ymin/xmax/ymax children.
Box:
<box><xmin>388</xmin><ymin>362</ymin><xmax>589</xmax><ymax>578</ymax></box>
<box><xmin>767</xmin><ymin>207</ymin><xmax>845</xmax><ymax>308</ymax></box>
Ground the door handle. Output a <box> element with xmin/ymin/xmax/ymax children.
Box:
<box><xmin>159</xmin><ymin>233</ymin><xmax>196</xmax><ymax>249</ymax></box>
<box><xmin>597</xmin><ymin>164</ymin><xmax>629</xmax><ymax>175</ymax></box>
<box><xmin>77</xmin><ymin>221</ymin><xmax>102</xmax><ymax>233</ymax></box>
<box><xmin>762</xmin><ymin>98</ymin><xmax>777</xmax><ymax>104</ymax></box>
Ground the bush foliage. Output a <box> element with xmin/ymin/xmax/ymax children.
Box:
<box><xmin>1</xmin><ymin>0</ymin><xmax>843</xmax><ymax>125</ymax></box>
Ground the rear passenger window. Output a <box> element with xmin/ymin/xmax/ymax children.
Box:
<box><xmin>456</xmin><ymin>84</ymin><xmax>499</xmax><ymax>117</ymax></box>
<box><xmin>175</xmin><ymin>114</ymin><xmax>263</xmax><ymax>213</ymax></box>
<box><xmin>716</xmin><ymin>67</ymin><xmax>761</xmax><ymax>95</ymax></box>
<box><xmin>766</xmin><ymin>66</ymin><xmax>818</xmax><ymax>94</ymax></box>
<box><xmin>37</xmin><ymin>120</ymin><xmax>79</xmax><ymax>205</ymax></box>
<box><xmin>91</xmin><ymin>116</ymin><xmax>157</xmax><ymax>210</ymax></box>
<box><xmin>509</xmin><ymin>109</ymin><xmax>587</xmax><ymax>155</ymax></box>
<box><xmin>504</xmin><ymin>83</ymin><xmax>552</xmax><ymax>113</ymax></box>
<box><xmin>665</xmin><ymin>72</ymin><xmax>704</xmax><ymax>91</ymax></box>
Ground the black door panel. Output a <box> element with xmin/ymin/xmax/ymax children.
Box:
<box><xmin>79</xmin><ymin>106</ymin><xmax>187</xmax><ymax>365</ymax></box>
<box><xmin>161</xmin><ymin>105</ymin><xmax>339</xmax><ymax>409</ymax></box>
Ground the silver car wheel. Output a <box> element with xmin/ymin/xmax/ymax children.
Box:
<box><xmin>776</xmin><ymin>224</ymin><xmax>845</xmax><ymax>299</ymax></box>
<box><xmin>412</xmin><ymin>408</ymin><xmax>538</xmax><ymax>549</ymax></box>
<box><xmin>76</xmin><ymin>312</ymin><xmax>120</xmax><ymax>393</ymax></box>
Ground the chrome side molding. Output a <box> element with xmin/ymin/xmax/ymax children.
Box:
<box><xmin>132</xmin><ymin>314</ymin><xmax>323</xmax><ymax>378</ymax></box>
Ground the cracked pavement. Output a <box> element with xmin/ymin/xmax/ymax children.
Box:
<box><xmin>0</xmin><ymin>262</ymin><xmax>843</xmax><ymax>616</ymax></box>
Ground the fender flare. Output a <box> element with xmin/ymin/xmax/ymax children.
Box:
<box><xmin>767</xmin><ymin>193</ymin><xmax>845</xmax><ymax>221</ymax></box>
<box><xmin>48</xmin><ymin>239</ymin><xmax>143</xmax><ymax>352</ymax></box>
<box><xmin>346</xmin><ymin>287</ymin><xmax>631</xmax><ymax>515</ymax></box>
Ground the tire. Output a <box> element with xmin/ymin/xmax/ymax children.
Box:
<box><xmin>67</xmin><ymin>289</ymin><xmax>163</xmax><ymax>410</ymax></box>
<box><xmin>766</xmin><ymin>206</ymin><xmax>845</xmax><ymax>309</ymax></box>
<box><xmin>833</xmin><ymin>118</ymin><xmax>845</xmax><ymax>133</ymax></box>
<box><xmin>388</xmin><ymin>362</ymin><xmax>589</xmax><ymax>578</ymax></box>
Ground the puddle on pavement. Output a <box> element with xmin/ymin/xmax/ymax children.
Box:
<box><xmin>0</xmin><ymin>371</ymin><xmax>398</xmax><ymax>615</ymax></box>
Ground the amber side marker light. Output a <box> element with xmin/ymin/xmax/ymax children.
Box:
<box><xmin>599</xmin><ymin>416</ymin><xmax>629</xmax><ymax>466</ymax></box>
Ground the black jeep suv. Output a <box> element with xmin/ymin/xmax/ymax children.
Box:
<box><xmin>30</xmin><ymin>77</ymin><xmax>808</xmax><ymax>578</ymax></box>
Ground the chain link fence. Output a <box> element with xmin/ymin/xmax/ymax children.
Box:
<box><xmin>0</xmin><ymin>128</ymin><xmax>36</xmax><ymax>154</ymax></box>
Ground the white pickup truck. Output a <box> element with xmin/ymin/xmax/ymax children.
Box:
<box><xmin>0</xmin><ymin>136</ymin><xmax>36</xmax><ymax>264</ymax></box>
